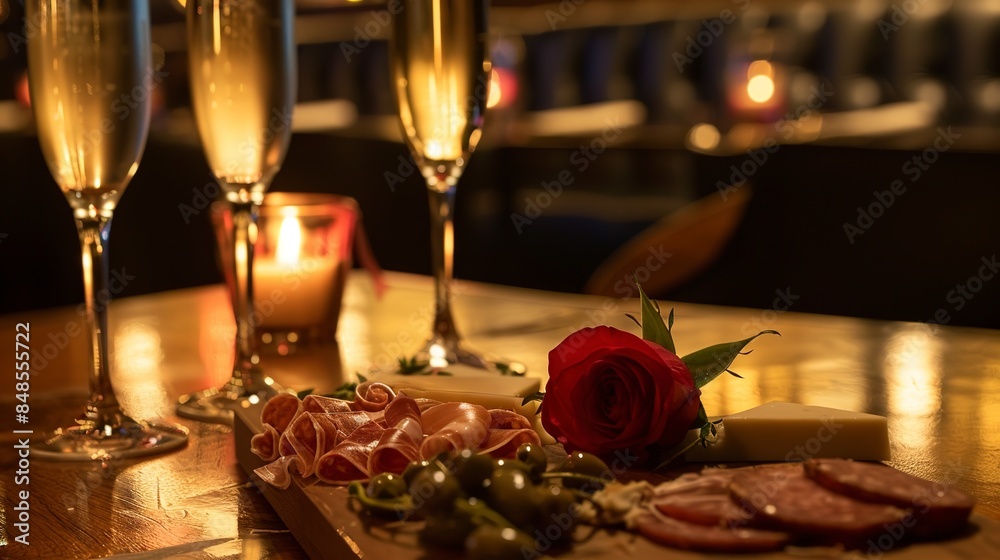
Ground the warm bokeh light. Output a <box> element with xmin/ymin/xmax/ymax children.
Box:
<box><xmin>276</xmin><ymin>216</ymin><xmax>303</xmax><ymax>266</ymax></box>
<box><xmin>687</xmin><ymin>123</ymin><xmax>721</xmax><ymax>151</ymax></box>
<box><xmin>487</xmin><ymin>69</ymin><xmax>502</xmax><ymax>109</ymax></box>
<box><xmin>884</xmin><ymin>326</ymin><xmax>943</xmax><ymax>450</ymax></box>
<box><xmin>113</xmin><ymin>321</ymin><xmax>170</xmax><ymax>419</ymax></box>
<box><xmin>747</xmin><ymin>61</ymin><xmax>776</xmax><ymax>104</ymax></box>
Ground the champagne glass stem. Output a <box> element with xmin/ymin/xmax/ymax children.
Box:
<box><xmin>227</xmin><ymin>200</ymin><xmax>260</xmax><ymax>388</ymax></box>
<box><xmin>77</xmin><ymin>216</ymin><xmax>121</xmax><ymax>426</ymax></box>
<box><xmin>428</xmin><ymin>185</ymin><xmax>460</xmax><ymax>344</ymax></box>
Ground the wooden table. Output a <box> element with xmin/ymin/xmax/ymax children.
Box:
<box><xmin>2</xmin><ymin>271</ymin><xmax>1000</xmax><ymax>558</ymax></box>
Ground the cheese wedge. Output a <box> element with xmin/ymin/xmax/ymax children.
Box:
<box><xmin>684</xmin><ymin>401</ymin><xmax>890</xmax><ymax>462</ymax></box>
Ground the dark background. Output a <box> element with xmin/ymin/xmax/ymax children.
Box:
<box><xmin>2</xmin><ymin>0</ymin><xmax>999</xmax><ymax>329</ymax></box>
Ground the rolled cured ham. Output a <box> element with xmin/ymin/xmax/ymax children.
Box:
<box><xmin>315</xmin><ymin>422</ymin><xmax>387</xmax><ymax>484</ymax></box>
<box><xmin>419</xmin><ymin>402</ymin><xmax>492</xmax><ymax>459</ymax></box>
<box><xmin>253</xmin><ymin>389</ymin><xmax>542</xmax><ymax>487</ymax></box>
<box><xmin>261</xmin><ymin>392</ymin><xmax>304</xmax><ymax>433</ymax></box>
<box><xmin>369</xmin><ymin>396</ymin><xmax>425</xmax><ymax>475</ymax></box>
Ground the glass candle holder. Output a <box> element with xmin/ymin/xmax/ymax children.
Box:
<box><xmin>212</xmin><ymin>193</ymin><xmax>359</xmax><ymax>352</ymax></box>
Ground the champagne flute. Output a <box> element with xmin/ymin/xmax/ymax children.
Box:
<box><xmin>176</xmin><ymin>0</ymin><xmax>296</xmax><ymax>422</ymax></box>
<box><xmin>392</xmin><ymin>0</ymin><xmax>523</xmax><ymax>373</ymax></box>
<box><xmin>27</xmin><ymin>0</ymin><xmax>188</xmax><ymax>460</ymax></box>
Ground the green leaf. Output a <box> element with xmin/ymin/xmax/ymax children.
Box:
<box><xmin>690</xmin><ymin>402</ymin><xmax>709</xmax><ymax>431</ymax></box>
<box><xmin>397</xmin><ymin>356</ymin><xmax>430</xmax><ymax>375</ymax></box>
<box><xmin>636</xmin><ymin>280</ymin><xmax>675</xmax><ymax>353</ymax></box>
<box><xmin>681</xmin><ymin>330</ymin><xmax>780</xmax><ymax>388</ymax></box>
<box><xmin>296</xmin><ymin>388</ymin><xmax>315</xmax><ymax>400</ymax></box>
<box><xmin>521</xmin><ymin>391</ymin><xmax>545</xmax><ymax>415</ymax></box>
<box><xmin>700</xmin><ymin>419</ymin><xmax>722</xmax><ymax>445</ymax></box>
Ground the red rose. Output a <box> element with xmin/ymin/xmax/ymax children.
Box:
<box><xmin>541</xmin><ymin>326</ymin><xmax>701</xmax><ymax>461</ymax></box>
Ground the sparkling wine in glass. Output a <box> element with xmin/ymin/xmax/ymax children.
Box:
<box><xmin>27</xmin><ymin>0</ymin><xmax>188</xmax><ymax>459</ymax></box>
<box><xmin>176</xmin><ymin>0</ymin><xmax>296</xmax><ymax>422</ymax></box>
<box><xmin>392</xmin><ymin>0</ymin><xmax>523</xmax><ymax>373</ymax></box>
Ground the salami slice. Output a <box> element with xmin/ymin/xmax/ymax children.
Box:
<box><xmin>260</xmin><ymin>393</ymin><xmax>303</xmax><ymax>434</ymax></box>
<box><xmin>634</xmin><ymin>512</ymin><xmax>790</xmax><ymax>553</ymax></box>
<box><xmin>652</xmin><ymin>469</ymin><xmax>750</xmax><ymax>527</ymax></box>
<box><xmin>804</xmin><ymin>458</ymin><xmax>974</xmax><ymax>539</ymax></box>
<box><xmin>729</xmin><ymin>464</ymin><xmax>908</xmax><ymax>544</ymax></box>
<box><xmin>250</xmin><ymin>424</ymin><xmax>280</xmax><ymax>462</ymax></box>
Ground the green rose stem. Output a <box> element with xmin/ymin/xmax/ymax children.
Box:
<box><xmin>347</xmin><ymin>481</ymin><xmax>414</xmax><ymax>518</ymax></box>
<box><xmin>539</xmin><ymin>472</ymin><xmax>606</xmax><ymax>487</ymax></box>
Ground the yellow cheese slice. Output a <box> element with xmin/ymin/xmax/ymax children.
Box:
<box><xmin>684</xmin><ymin>401</ymin><xmax>890</xmax><ymax>462</ymax></box>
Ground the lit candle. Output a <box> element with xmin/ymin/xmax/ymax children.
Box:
<box><xmin>253</xmin><ymin>214</ymin><xmax>338</xmax><ymax>329</ymax></box>
<box><xmin>727</xmin><ymin>59</ymin><xmax>786</xmax><ymax>121</ymax></box>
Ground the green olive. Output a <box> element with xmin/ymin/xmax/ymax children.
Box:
<box><xmin>409</xmin><ymin>466</ymin><xmax>461</xmax><ymax>515</ymax></box>
<box><xmin>421</xmin><ymin>510</ymin><xmax>477</xmax><ymax>548</ymax></box>
<box><xmin>515</xmin><ymin>443</ymin><xmax>548</xmax><ymax>478</ymax></box>
<box><xmin>487</xmin><ymin>464</ymin><xmax>542</xmax><ymax>529</ymax></box>
<box><xmin>534</xmin><ymin>484</ymin><xmax>578</xmax><ymax>543</ymax></box>
<box><xmin>464</xmin><ymin>524</ymin><xmax>537</xmax><ymax>560</ymax></box>
<box><xmin>493</xmin><ymin>458</ymin><xmax>534</xmax><ymax>476</ymax></box>
<box><xmin>455</xmin><ymin>452</ymin><xmax>495</xmax><ymax>498</ymax></box>
<box><xmin>402</xmin><ymin>459</ymin><xmax>432</xmax><ymax>488</ymax></box>
<box><xmin>365</xmin><ymin>472</ymin><xmax>408</xmax><ymax>500</ymax></box>
<box><xmin>556</xmin><ymin>451</ymin><xmax>609</xmax><ymax>478</ymax></box>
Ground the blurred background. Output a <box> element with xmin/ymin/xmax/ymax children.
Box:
<box><xmin>2</xmin><ymin>0</ymin><xmax>999</xmax><ymax>329</ymax></box>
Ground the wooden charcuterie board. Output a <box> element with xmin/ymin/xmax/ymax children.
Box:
<box><xmin>233</xmin><ymin>405</ymin><xmax>1000</xmax><ymax>560</ymax></box>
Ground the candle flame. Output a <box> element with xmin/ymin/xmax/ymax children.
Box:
<box><xmin>746</xmin><ymin>60</ymin><xmax>776</xmax><ymax>104</ymax></box>
<box><xmin>276</xmin><ymin>216</ymin><xmax>302</xmax><ymax>266</ymax></box>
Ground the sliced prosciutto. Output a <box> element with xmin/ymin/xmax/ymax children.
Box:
<box><xmin>419</xmin><ymin>402</ymin><xmax>492</xmax><ymax>459</ymax></box>
<box><xmin>368</xmin><ymin>396</ymin><xmax>425</xmax><ymax>475</ymax></box>
<box><xmin>302</xmin><ymin>394</ymin><xmax>354</xmax><ymax>414</ymax></box>
<box><xmin>280</xmin><ymin>410</ymin><xmax>381</xmax><ymax>477</ymax></box>
<box><xmin>254</xmin><ymin>455</ymin><xmax>302</xmax><ymax>491</ymax></box>
<box><xmin>315</xmin><ymin>422</ymin><xmax>387</xmax><ymax>483</ymax></box>
<box><xmin>253</xmin><ymin>388</ymin><xmax>541</xmax><ymax>487</ymax></box>
<box><xmin>479</xmin><ymin>409</ymin><xmax>541</xmax><ymax>458</ymax></box>
<box><xmin>352</xmin><ymin>381</ymin><xmax>395</xmax><ymax>412</ymax></box>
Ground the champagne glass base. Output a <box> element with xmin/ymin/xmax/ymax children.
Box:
<box><xmin>177</xmin><ymin>381</ymin><xmax>283</xmax><ymax>424</ymax></box>
<box><xmin>413</xmin><ymin>337</ymin><xmax>526</xmax><ymax>376</ymax></box>
<box><xmin>33</xmin><ymin>421</ymin><xmax>188</xmax><ymax>462</ymax></box>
